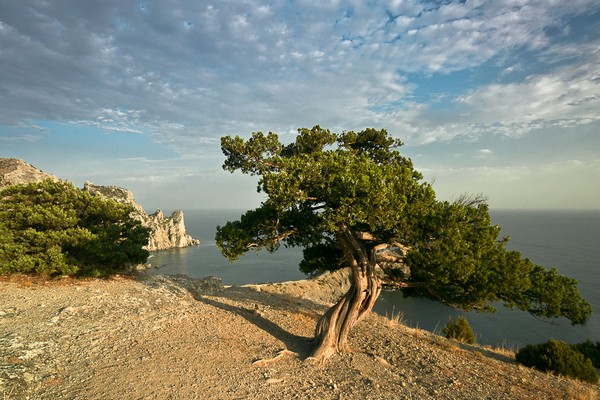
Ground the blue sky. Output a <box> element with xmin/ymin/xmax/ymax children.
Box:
<box><xmin>1</xmin><ymin>0</ymin><xmax>599</xmax><ymax>211</ymax></box>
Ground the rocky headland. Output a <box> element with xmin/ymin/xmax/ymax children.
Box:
<box><xmin>83</xmin><ymin>182</ymin><xmax>200</xmax><ymax>251</ymax></box>
<box><xmin>0</xmin><ymin>158</ymin><xmax>199</xmax><ymax>252</ymax></box>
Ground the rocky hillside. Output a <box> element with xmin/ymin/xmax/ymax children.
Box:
<box><xmin>0</xmin><ymin>158</ymin><xmax>57</xmax><ymax>189</ymax></box>
<box><xmin>0</xmin><ymin>158</ymin><xmax>199</xmax><ymax>251</ymax></box>
<box><xmin>1</xmin><ymin>273</ymin><xmax>597</xmax><ymax>399</ymax></box>
<box><xmin>84</xmin><ymin>182</ymin><xmax>200</xmax><ymax>251</ymax></box>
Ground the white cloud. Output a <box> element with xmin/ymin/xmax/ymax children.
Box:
<box><xmin>1</xmin><ymin>1</ymin><xmax>599</xmax><ymax>210</ymax></box>
<box><xmin>0</xmin><ymin>133</ymin><xmax>43</xmax><ymax>143</ymax></box>
<box><xmin>477</xmin><ymin>149</ymin><xmax>493</xmax><ymax>157</ymax></box>
<box><xmin>453</xmin><ymin>42</ymin><xmax>600</xmax><ymax>138</ymax></box>
<box><xmin>1</xmin><ymin>1</ymin><xmax>596</xmax><ymax>143</ymax></box>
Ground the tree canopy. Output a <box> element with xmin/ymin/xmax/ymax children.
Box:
<box><xmin>217</xmin><ymin>126</ymin><xmax>592</xmax><ymax>361</ymax></box>
<box><xmin>0</xmin><ymin>179</ymin><xmax>150</xmax><ymax>277</ymax></box>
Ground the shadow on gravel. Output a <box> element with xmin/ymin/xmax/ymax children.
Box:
<box><xmin>138</xmin><ymin>274</ymin><xmax>320</xmax><ymax>359</ymax></box>
<box><xmin>137</xmin><ymin>274</ymin><xmax>517</xmax><ymax>368</ymax></box>
<box><xmin>196</xmin><ymin>290</ymin><xmax>315</xmax><ymax>358</ymax></box>
<box><xmin>455</xmin><ymin>342</ymin><xmax>516</xmax><ymax>365</ymax></box>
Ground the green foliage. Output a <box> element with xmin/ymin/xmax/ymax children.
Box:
<box><xmin>403</xmin><ymin>197</ymin><xmax>592</xmax><ymax>324</ymax></box>
<box><xmin>299</xmin><ymin>240</ymin><xmax>344</xmax><ymax>275</ymax></box>
<box><xmin>217</xmin><ymin>126</ymin><xmax>435</xmax><ymax>262</ymax></box>
<box><xmin>516</xmin><ymin>339</ymin><xmax>599</xmax><ymax>383</ymax></box>
<box><xmin>572</xmin><ymin>340</ymin><xmax>600</xmax><ymax>369</ymax></box>
<box><xmin>0</xmin><ymin>180</ymin><xmax>150</xmax><ymax>277</ymax></box>
<box><xmin>443</xmin><ymin>316</ymin><xmax>475</xmax><ymax>344</ymax></box>
<box><xmin>217</xmin><ymin>126</ymin><xmax>592</xmax><ymax>325</ymax></box>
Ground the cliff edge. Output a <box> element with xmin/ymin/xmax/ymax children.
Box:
<box><xmin>1</xmin><ymin>274</ymin><xmax>596</xmax><ymax>399</ymax></box>
<box><xmin>83</xmin><ymin>182</ymin><xmax>200</xmax><ymax>251</ymax></box>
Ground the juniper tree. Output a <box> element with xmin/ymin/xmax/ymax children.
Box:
<box><xmin>217</xmin><ymin>126</ymin><xmax>592</xmax><ymax>362</ymax></box>
<box><xmin>0</xmin><ymin>180</ymin><xmax>149</xmax><ymax>277</ymax></box>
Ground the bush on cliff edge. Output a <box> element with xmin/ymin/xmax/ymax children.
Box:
<box><xmin>572</xmin><ymin>340</ymin><xmax>600</xmax><ymax>369</ymax></box>
<box><xmin>516</xmin><ymin>339</ymin><xmax>598</xmax><ymax>384</ymax></box>
<box><xmin>0</xmin><ymin>180</ymin><xmax>150</xmax><ymax>277</ymax></box>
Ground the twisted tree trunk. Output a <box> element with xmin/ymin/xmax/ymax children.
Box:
<box><xmin>310</xmin><ymin>227</ymin><xmax>381</xmax><ymax>362</ymax></box>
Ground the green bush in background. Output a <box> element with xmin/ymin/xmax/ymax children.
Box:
<box><xmin>516</xmin><ymin>339</ymin><xmax>598</xmax><ymax>384</ymax></box>
<box><xmin>571</xmin><ymin>340</ymin><xmax>600</xmax><ymax>369</ymax></box>
<box><xmin>0</xmin><ymin>180</ymin><xmax>150</xmax><ymax>277</ymax></box>
<box><xmin>443</xmin><ymin>316</ymin><xmax>476</xmax><ymax>344</ymax></box>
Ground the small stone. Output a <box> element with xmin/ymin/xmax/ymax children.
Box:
<box><xmin>23</xmin><ymin>372</ymin><xmax>35</xmax><ymax>383</ymax></box>
<box><xmin>266</xmin><ymin>378</ymin><xmax>284</xmax><ymax>384</ymax></box>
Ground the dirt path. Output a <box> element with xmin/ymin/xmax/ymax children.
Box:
<box><xmin>1</xmin><ymin>273</ymin><xmax>598</xmax><ymax>399</ymax></box>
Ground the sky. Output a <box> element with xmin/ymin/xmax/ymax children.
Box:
<box><xmin>1</xmin><ymin>0</ymin><xmax>599</xmax><ymax>211</ymax></box>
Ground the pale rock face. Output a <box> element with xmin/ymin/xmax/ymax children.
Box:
<box><xmin>83</xmin><ymin>181</ymin><xmax>145</xmax><ymax>214</ymax></box>
<box><xmin>0</xmin><ymin>158</ymin><xmax>57</xmax><ymax>189</ymax></box>
<box><xmin>83</xmin><ymin>182</ymin><xmax>200</xmax><ymax>251</ymax></box>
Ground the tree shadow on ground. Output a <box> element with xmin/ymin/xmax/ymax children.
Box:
<box><xmin>138</xmin><ymin>274</ymin><xmax>322</xmax><ymax>359</ymax></box>
<box><xmin>431</xmin><ymin>336</ymin><xmax>516</xmax><ymax>365</ymax></box>
<box><xmin>137</xmin><ymin>273</ymin><xmax>518</xmax><ymax>367</ymax></box>
<box><xmin>197</xmin><ymin>290</ymin><xmax>315</xmax><ymax>358</ymax></box>
<box><xmin>459</xmin><ymin>342</ymin><xmax>516</xmax><ymax>364</ymax></box>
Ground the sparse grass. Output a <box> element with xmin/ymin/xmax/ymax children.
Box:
<box><xmin>485</xmin><ymin>340</ymin><xmax>517</xmax><ymax>359</ymax></box>
<box><xmin>413</xmin><ymin>322</ymin><xmax>433</xmax><ymax>340</ymax></box>
<box><xmin>384</xmin><ymin>306</ymin><xmax>403</xmax><ymax>328</ymax></box>
<box><xmin>566</xmin><ymin>384</ymin><xmax>598</xmax><ymax>400</ymax></box>
<box><xmin>432</xmin><ymin>321</ymin><xmax>442</xmax><ymax>336</ymax></box>
<box><xmin>440</xmin><ymin>340</ymin><xmax>460</xmax><ymax>353</ymax></box>
<box><xmin>399</xmin><ymin>322</ymin><xmax>427</xmax><ymax>340</ymax></box>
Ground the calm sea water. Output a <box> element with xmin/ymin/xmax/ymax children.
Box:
<box><xmin>147</xmin><ymin>209</ymin><xmax>600</xmax><ymax>348</ymax></box>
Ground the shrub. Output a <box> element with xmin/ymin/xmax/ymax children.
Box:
<box><xmin>516</xmin><ymin>339</ymin><xmax>598</xmax><ymax>384</ymax></box>
<box><xmin>572</xmin><ymin>340</ymin><xmax>600</xmax><ymax>369</ymax></box>
<box><xmin>443</xmin><ymin>316</ymin><xmax>475</xmax><ymax>344</ymax></box>
<box><xmin>0</xmin><ymin>180</ymin><xmax>150</xmax><ymax>277</ymax></box>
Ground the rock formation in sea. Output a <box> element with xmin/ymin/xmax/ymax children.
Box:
<box><xmin>83</xmin><ymin>182</ymin><xmax>200</xmax><ymax>251</ymax></box>
<box><xmin>0</xmin><ymin>157</ymin><xmax>199</xmax><ymax>251</ymax></box>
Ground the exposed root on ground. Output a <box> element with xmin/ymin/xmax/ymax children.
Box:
<box><xmin>252</xmin><ymin>349</ymin><xmax>298</xmax><ymax>367</ymax></box>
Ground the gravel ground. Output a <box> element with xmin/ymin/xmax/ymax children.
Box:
<box><xmin>1</xmin><ymin>273</ymin><xmax>598</xmax><ymax>400</ymax></box>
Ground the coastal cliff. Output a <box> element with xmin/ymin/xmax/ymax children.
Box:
<box><xmin>0</xmin><ymin>158</ymin><xmax>199</xmax><ymax>251</ymax></box>
<box><xmin>84</xmin><ymin>181</ymin><xmax>200</xmax><ymax>251</ymax></box>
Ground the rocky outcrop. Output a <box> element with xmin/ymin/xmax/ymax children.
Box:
<box><xmin>247</xmin><ymin>246</ymin><xmax>410</xmax><ymax>304</ymax></box>
<box><xmin>0</xmin><ymin>158</ymin><xmax>57</xmax><ymax>189</ymax></box>
<box><xmin>83</xmin><ymin>182</ymin><xmax>200</xmax><ymax>251</ymax></box>
<box><xmin>246</xmin><ymin>268</ymin><xmax>351</xmax><ymax>305</ymax></box>
<box><xmin>143</xmin><ymin>209</ymin><xmax>200</xmax><ymax>251</ymax></box>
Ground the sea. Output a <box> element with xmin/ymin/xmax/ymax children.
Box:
<box><xmin>146</xmin><ymin>209</ymin><xmax>600</xmax><ymax>349</ymax></box>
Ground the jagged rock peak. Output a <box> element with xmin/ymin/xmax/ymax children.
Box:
<box><xmin>0</xmin><ymin>158</ymin><xmax>57</xmax><ymax>189</ymax></box>
<box><xmin>83</xmin><ymin>182</ymin><xmax>200</xmax><ymax>252</ymax></box>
